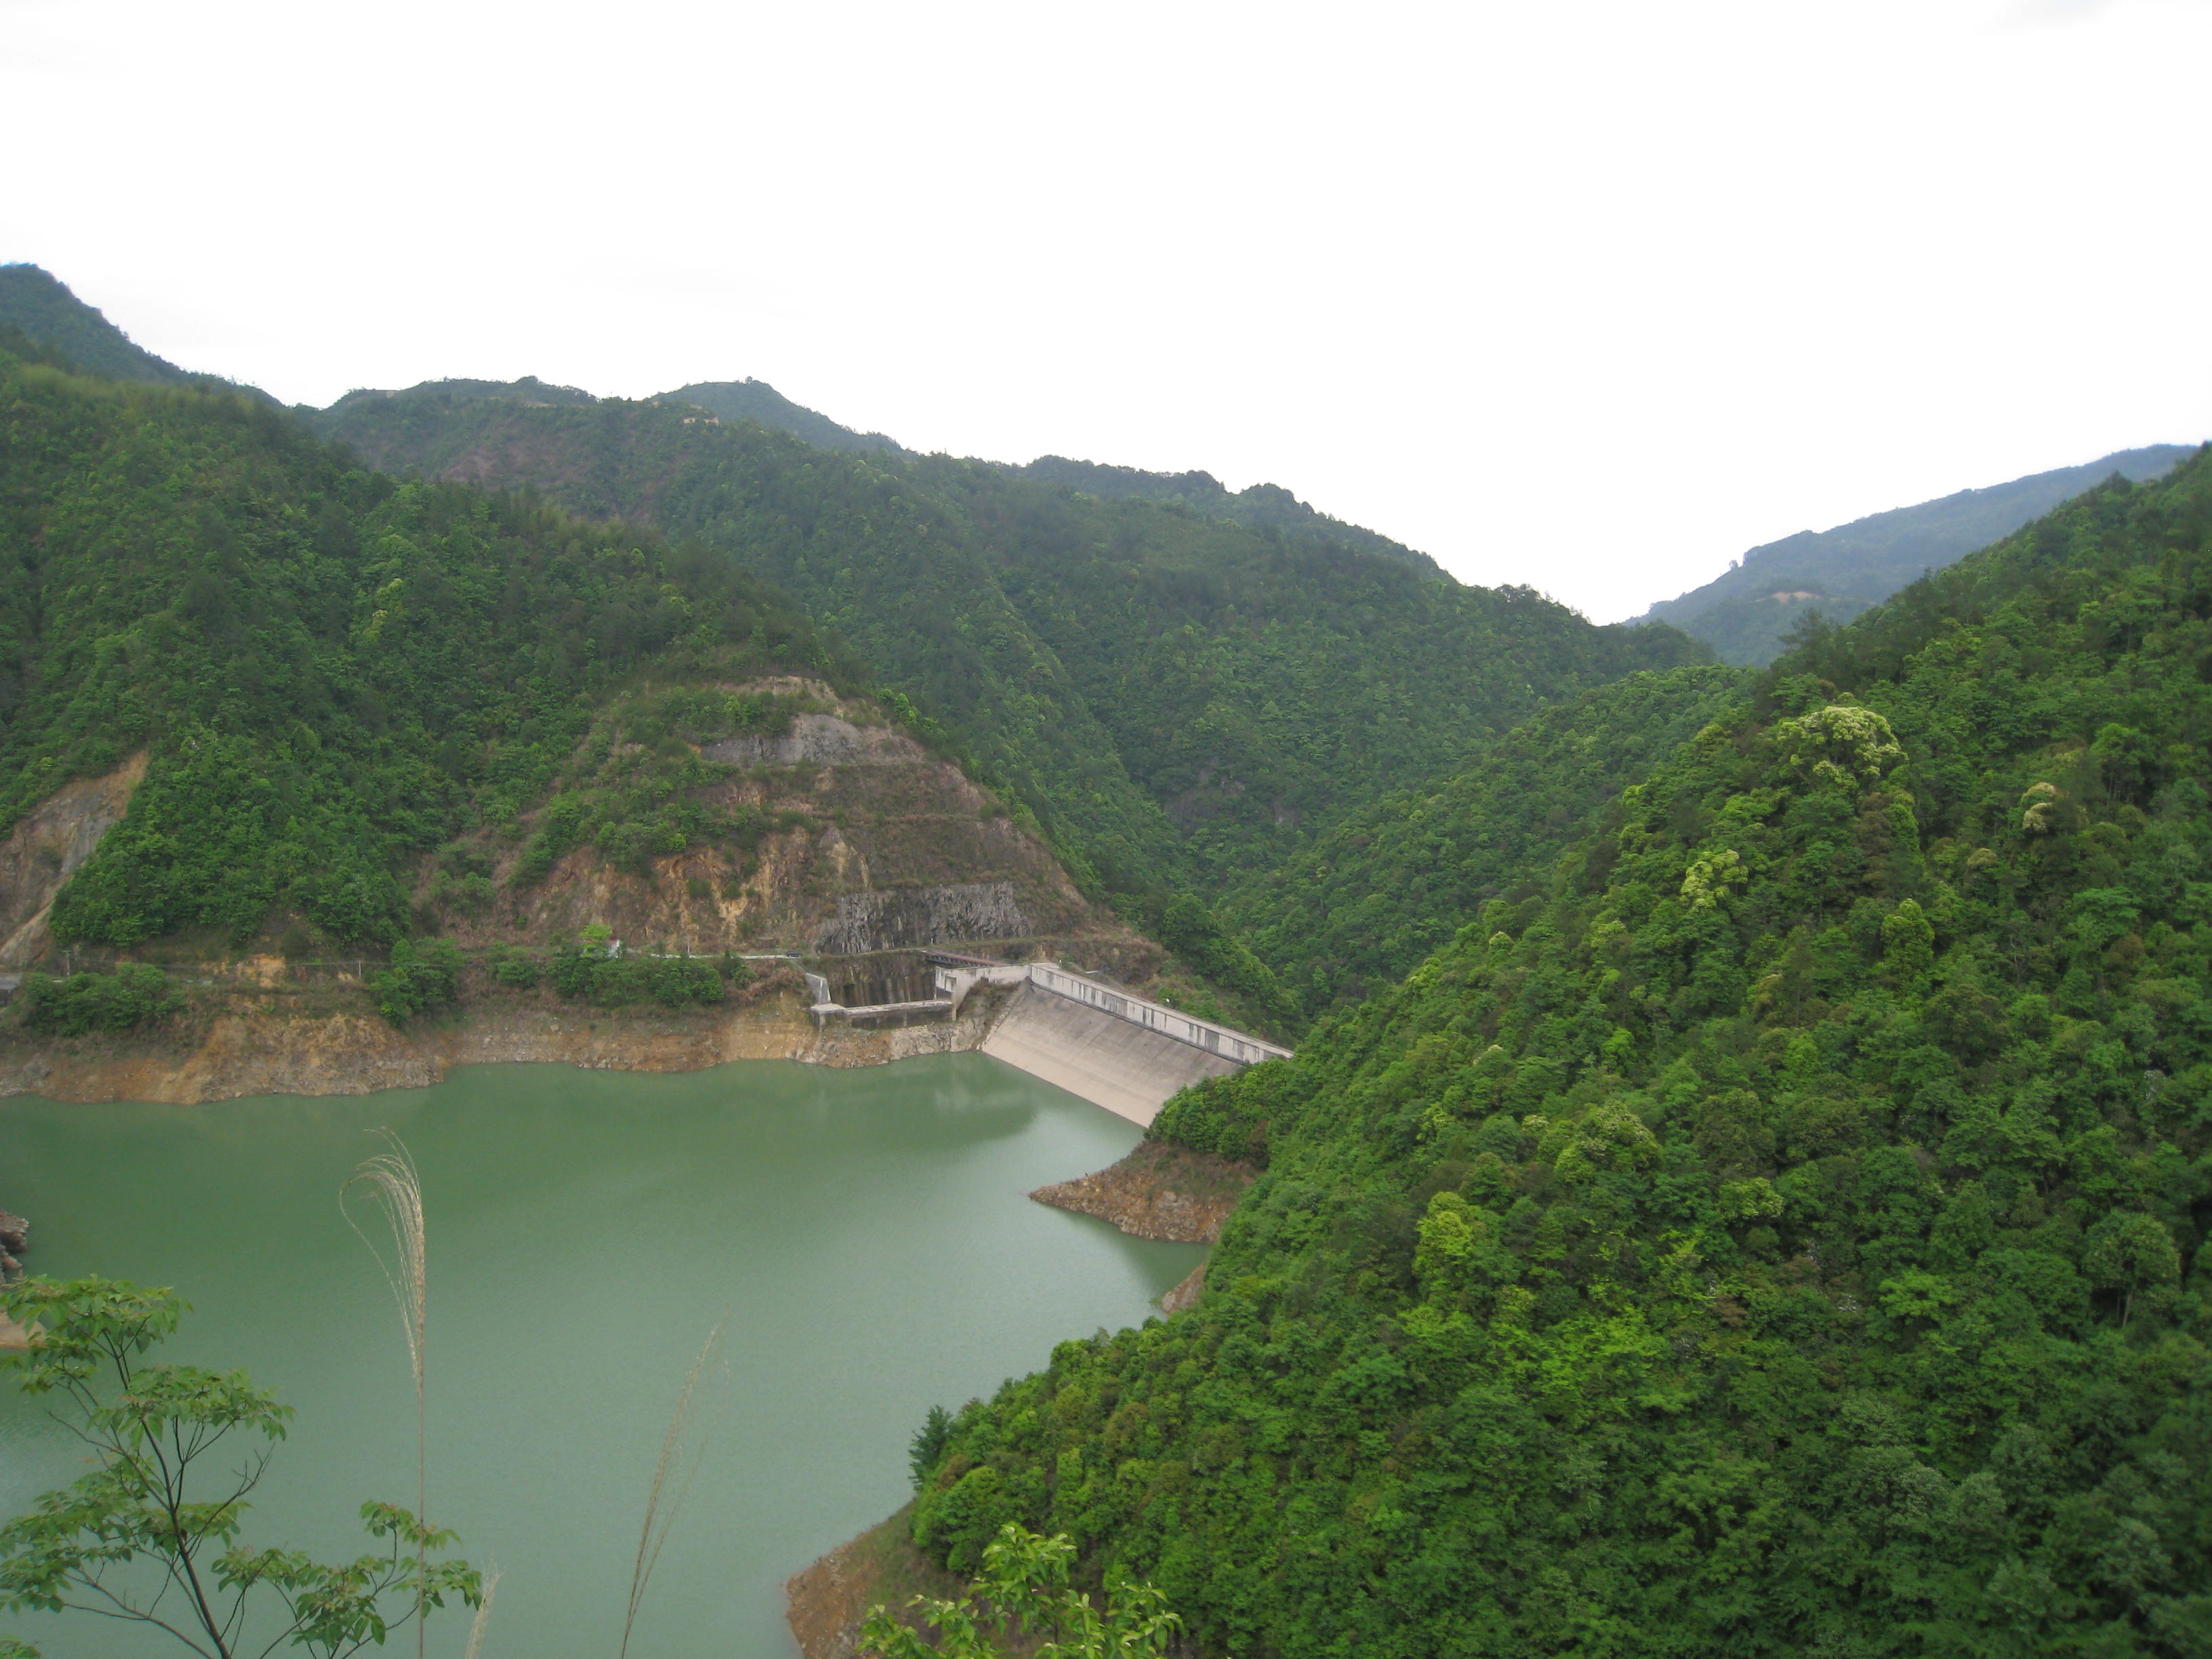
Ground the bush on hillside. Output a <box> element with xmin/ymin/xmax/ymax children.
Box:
<box><xmin>15</xmin><ymin>964</ymin><xmax>180</xmax><ymax>1036</ymax></box>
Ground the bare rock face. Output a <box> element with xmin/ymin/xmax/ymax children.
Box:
<box><xmin>701</xmin><ymin>712</ymin><xmax>914</xmax><ymax>768</ymax></box>
<box><xmin>813</xmin><ymin>882</ymin><xmax>1031</xmax><ymax>954</ymax></box>
<box><xmin>0</xmin><ymin>752</ymin><xmax>148</xmax><ymax>968</ymax></box>
<box><xmin>434</xmin><ymin>681</ymin><xmax>1118</xmax><ymax>962</ymax></box>
<box><xmin>1027</xmin><ymin>1138</ymin><xmax>1257</xmax><ymax>1244</ymax></box>
<box><xmin>1161</xmin><ymin>1260</ymin><xmax>1208</xmax><ymax>1313</ymax></box>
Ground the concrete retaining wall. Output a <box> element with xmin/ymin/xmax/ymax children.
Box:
<box><xmin>979</xmin><ymin>983</ymin><xmax>1241</xmax><ymax>1127</ymax></box>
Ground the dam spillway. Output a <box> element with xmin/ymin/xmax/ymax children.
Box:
<box><xmin>971</xmin><ymin>962</ymin><xmax>1290</xmax><ymax>1126</ymax></box>
<box><xmin>800</xmin><ymin>954</ymin><xmax>1293</xmax><ymax>1125</ymax></box>
<box><xmin>979</xmin><ymin>985</ymin><xmax>1241</xmax><ymax>1125</ymax></box>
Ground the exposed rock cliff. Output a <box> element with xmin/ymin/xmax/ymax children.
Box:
<box><xmin>428</xmin><ymin>680</ymin><xmax>1139</xmax><ymax>964</ymax></box>
<box><xmin>813</xmin><ymin>882</ymin><xmax>1031</xmax><ymax>954</ymax></box>
<box><xmin>0</xmin><ymin>753</ymin><xmax>146</xmax><ymax>969</ymax></box>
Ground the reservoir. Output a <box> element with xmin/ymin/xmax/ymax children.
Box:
<box><xmin>0</xmin><ymin>1054</ymin><xmax>1204</xmax><ymax>1658</ymax></box>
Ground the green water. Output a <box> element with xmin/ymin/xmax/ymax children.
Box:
<box><xmin>0</xmin><ymin>1054</ymin><xmax>1203</xmax><ymax>1658</ymax></box>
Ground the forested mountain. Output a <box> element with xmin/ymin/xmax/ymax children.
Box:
<box><xmin>1218</xmin><ymin>663</ymin><xmax>1749</xmax><ymax>1014</ymax></box>
<box><xmin>910</xmin><ymin>449</ymin><xmax>2212</xmax><ymax>1655</ymax></box>
<box><xmin>1</xmin><ymin>270</ymin><xmax>1708</xmax><ymax>980</ymax></box>
<box><xmin>310</xmin><ymin>377</ymin><xmax>1704</xmax><ymax>918</ymax></box>
<box><xmin>1641</xmin><ymin>445</ymin><xmax>2193</xmax><ymax>665</ymax></box>
<box><xmin>0</xmin><ymin>339</ymin><xmax>855</xmax><ymax>949</ymax></box>
<box><xmin>0</xmin><ymin>265</ymin><xmax>245</xmax><ymax>395</ymax></box>
<box><xmin>663</xmin><ymin>378</ymin><xmax>906</xmax><ymax>453</ymax></box>
<box><xmin>1010</xmin><ymin>455</ymin><xmax>1446</xmax><ymax>575</ymax></box>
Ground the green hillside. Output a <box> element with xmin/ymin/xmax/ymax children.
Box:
<box><xmin>310</xmin><ymin>380</ymin><xmax>1705</xmax><ymax>918</ymax></box>
<box><xmin>1641</xmin><ymin>445</ymin><xmax>2194</xmax><ymax>665</ymax></box>
<box><xmin>0</xmin><ymin>265</ymin><xmax>254</xmax><ymax>397</ymax></box>
<box><xmin>1219</xmin><ymin>663</ymin><xmax>1750</xmax><ymax>1015</ymax></box>
<box><xmin>909</xmin><ymin>450</ymin><xmax>2212</xmax><ymax>1655</ymax></box>
<box><xmin>1012</xmin><ymin>455</ymin><xmax>1446</xmax><ymax>575</ymax></box>
<box><xmin>0</xmin><ymin>343</ymin><xmax>842</xmax><ymax>949</ymax></box>
<box><xmin>663</xmin><ymin>377</ymin><xmax>905</xmax><ymax>453</ymax></box>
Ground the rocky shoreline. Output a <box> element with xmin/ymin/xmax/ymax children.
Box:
<box><xmin>1027</xmin><ymin>1136</ymin><xmax>1256</xmax><ymax>1245</ymax></box>
<box><xmin>0</xmin><ymin>975</ymin><xmax>1258</xmax><ymax>1657</ymax></box>
<box><xmin>0</xmin><ymin>986</ymin><xmax>1001</xmax><ymax>1107</ymax></box>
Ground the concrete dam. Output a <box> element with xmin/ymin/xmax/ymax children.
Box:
<box><xmin>806</xmin><ymin>954</ymin><xmax>1291</xmax><ymax>1125</ymax></box>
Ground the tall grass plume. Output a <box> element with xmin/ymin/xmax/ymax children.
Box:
<box><xmin>344</xmin><ymin>1130</ymin><xmax>431</xmax><ymax>1659</ymax></box>
<box><xmin>619</xmin><ymin>1318</ymin><xmax>728</xmax><ymax>1659</ymax></box>
<box><xmin>463</xmin><ymin>1562</ymin><xmax>501</xmax><ymax>1659</ymax></box>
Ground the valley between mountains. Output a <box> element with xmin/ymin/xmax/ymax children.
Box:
<box><xmin>0</xmin><ymin>264</ymin><xmax>2207</xmax><ymax>1659</ymax></box>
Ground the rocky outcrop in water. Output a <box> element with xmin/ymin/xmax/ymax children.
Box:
<box><xmin>1161</xmin><ymin>1259</ymin><xmax>1208</xmax><ymax>1313</ymax></box>
<box><xmin>785</xmin><ymin>1505</ymin><xmax>1042</xmax><ymax>1659</ymax></box>
<box><xmin>0</xmin><ymin>1208</ymin><xmax>26</xmax><ymax>1279</ymax></box>
<box><xmin>1027</xmin><ymin>1138</ymin><xmax>1256</xmax><ymax>1244</ymax></box>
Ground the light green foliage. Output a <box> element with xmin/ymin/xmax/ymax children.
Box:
<box><xmin>1771</xmin><ymin>700</ymin><xmax>1905</xmax><ymax>788</ymax></box>
<box><xmin>0</xmin><ymin>1276</ymin><xmax>478</xmax><ymax>1659</ymax></box>
<box><xmin>859</xmin><ymin>1523</ymin><xmax>1179</xmax><ymax>1659</ymax></box>
<box><xmin>1881</xmin><ymin>896</ymin><xmax>1935</xmax><ymax>982</ymax></box>
<box><xmin>914</xmin><ymin>452</ymin><xmax>2212</xmax><ymax>1656</ymax></box>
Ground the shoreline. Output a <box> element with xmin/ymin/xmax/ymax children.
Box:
<box><xmin>0</xmin><ymin>987</ymin><xmax>1000</xmax><ymax>1108</ymax></box>
<box><xmin>1</xmin><ymin>982</ymin><xmax>1247</xmax><ymax>1659</ymax></box>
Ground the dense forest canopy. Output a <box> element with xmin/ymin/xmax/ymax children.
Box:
<box><xmin>1009</xmin><ymin>455</ymin><xmax>1446</xmax><ymax>576</ymax></box>
<box><xmin>1217</xmin><ymin>664</ymin><xmax>1750</xmax><ymax>1017</ymax></box>
<box><xmin>310</xmin><ymin>377</ymin><xmax>1707</xmax><ymax>917</ymax></box>
<box><xmin>909</xmin><ymin>451</ymin><xmax>2212</xmax><ymax>1656</ymax></box>
<box><xmin>0</xmin><ymin>343</ymin><xmax>843</xmax><ymax>949</ymax></box>
<box><xmin>663</xmin><ymin>377</ymin><xmax>907</xmax><ymax>453</ymax></box>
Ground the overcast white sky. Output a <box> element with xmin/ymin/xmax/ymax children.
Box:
<box><xmin>3</xmin><ymin>0</ymin><xmax>2207</xmax><ymax>621</ymax></box>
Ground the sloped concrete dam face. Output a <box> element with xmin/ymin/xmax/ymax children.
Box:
<box><xmin>979</xmin><ymin>984</ymin><xmax>1239</xmax><ymax>1126</ymax></box>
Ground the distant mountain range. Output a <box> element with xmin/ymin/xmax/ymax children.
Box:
<box><xmin>1639</xmin><ymin>445</ymin><xmax>2196</xmax><ymax>663</ymax></box>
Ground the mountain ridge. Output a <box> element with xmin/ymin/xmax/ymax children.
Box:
<box><xmin>1639</xmin><ymin>443</ymin><xmax>2195</xmax><ymax>663</ymax></box>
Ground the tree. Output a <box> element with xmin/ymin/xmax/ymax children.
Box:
<box><xmin>0</xmin><ymin>1276</ymin><xmax>478</xmax><ymax>1659</ymax></box>
<box><xmin>2082</xmin><ymin>1212</ymin><xmax>2182</xmax><ymax>1328</ymax></box>
<box><xmin>909</xmin><ymin>1406</ymin><xmax>955</xmax><ymax>1491</ymax></box>
<box><xmin>860</xmin><ymin>1524</ymin><xmax>1179</xmax><ymax>1659</ymax></box>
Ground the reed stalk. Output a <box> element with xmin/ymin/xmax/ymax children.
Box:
<box><xmin>618</xmin><ymin>1319</ymin><xmax>728</xmax><ymax>1659</ymax></box>
<box><xmin>343</xmin><ymin>1132</ymin><xmax>430</xmax><ymax>1659</ymax></box>
<box><xmin>462</xmin><ymin>1563</ymin><xmax>501</xmax><ymax>1659</ymax></box>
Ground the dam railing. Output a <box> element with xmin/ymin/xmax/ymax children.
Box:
<box><xmin>1020</xmin><ymin>962</ymin><xmax>1292</xmax><ymax>1065</ymax></box>
<box><xmin>806</xmin><ymin>951</ymin><xmax>1291</xmax><ymax>1068</ymax></box>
